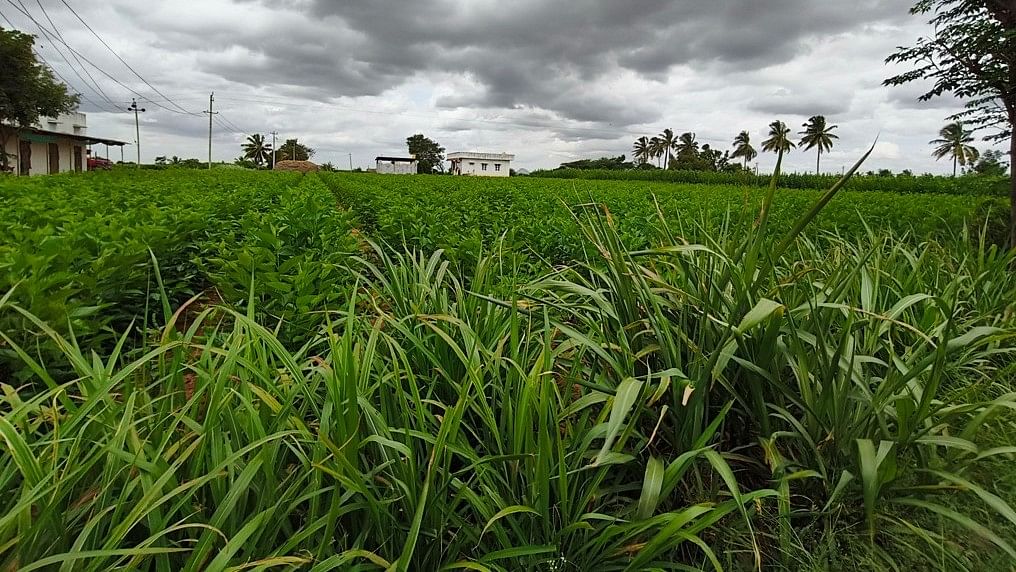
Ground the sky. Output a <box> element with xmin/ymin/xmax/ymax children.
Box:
<box><xmin>1</xmin><ymin>0</ymin><xmax>1003</xmax><ymax>173</ymax></box>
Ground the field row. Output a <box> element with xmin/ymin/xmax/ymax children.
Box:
<box><xmin>529</xmin><ymin>167</ymin><xmax>1009</xmax><ymax>196</ymax></box>
<box><xmin>322</xmin><ymin>172</ymin><xmax>1008</xmax><ymax>267</ymax></box>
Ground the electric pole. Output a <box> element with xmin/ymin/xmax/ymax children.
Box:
<box><xmin>270</xmin><ymin>131</ymin><xmax>278</xmax><ymax>168</ymax></box>
<box><xmin>127</xmin><ymin>99</ymin><xmax>145</xmax><ymax>168</ymax></box>
<box><xmin>348</xmin><ymin>153</ymin><xmax>353</xmax><ymax>171</ymax></box>
<box><xmin>203</xmin><ymin>92</ymin><xmax>218</xmax><ymax>170</ymax></box>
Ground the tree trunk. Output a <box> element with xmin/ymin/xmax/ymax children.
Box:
<box><xmin>1010</xmin><ymin>131</ymin><xmax>1016</xmax><ymax>249</ymax></box>
<box><xmin>816</xmin><ymin>149</ymin><xmax>821</xmax><ymax>175</ymax></box>
<box><xmin>953</xmin><ymin>155</ymin><xmax>957</xmax><ymax>178</ymax></box>
<box><xmin>0</xmin><ymin>127</ymin><xmax>11</xmax><ymax>172</ymax></box>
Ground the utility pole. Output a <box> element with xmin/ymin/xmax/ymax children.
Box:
<box><xmin>270</xmin><ymin>131</ymin><xmax>278</xmax><ymax>168</ymax></box>
<box><xmin>348</xmin><ymin>153</ymin><xmax>353</xmax><ymax>171</ymax></box>
<box><xmin>203</xmin><ymin>92</ymin><xmax>218</xmax><ymax>170</ymax></box>
<box><xmin>127</xmin><ymin>99</ymin><xmax>145</xmax><ymax>168</ymax></box>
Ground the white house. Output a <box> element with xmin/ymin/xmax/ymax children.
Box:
<box><xmin>1</xmin><ymin>112</ymin><xmax>125</xmax><ymax>175</ymax></box>
<box><xmin>448</xmin><ymin>152</ymin><xmax>514</xmax><ymax>177</ymax></box>
<box><xmin>375</xmin><ymin>155</ymin><xmax>418</xmax><ymax>174</ymax></box>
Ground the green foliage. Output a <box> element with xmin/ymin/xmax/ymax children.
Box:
<box><xmin>0</xmin><ymin>170</ymin><xmax>353</xmax><ymax>376</ymax></box>
<box><xmin>406</xmin><ymin>133</ymin><xmax>445</xmax><ymax>174</ymax></box>
<box><xmin>1</xmin><ymin>166</ymin><xmax>1015</xmax><ymax>570</ymax></box>
<box><xmin>529</xmin><ymin>167</ymin><xmax>1010</xmax><ymax>196</ymax></box>
<box><xmin>322</xmin><ymin>172</ymin><xmax>1006</xmax><ymax>272</ymax></box>
<box><xmin>557</xmin><ymin>154</ymin><xmax>634</xmax><ymax>170</ymax></box>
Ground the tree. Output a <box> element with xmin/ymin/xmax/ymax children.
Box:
<box><xmin>0</xmin><ymin>28</ymin><xmax>80</xmax><ymax>172</ymax></box>
<box><xmin>277</xmin><ymin>139</ymin><xmax>314</xmax><ymax>162</ymax></box>
<box><xmin>632</xmin><ymin>136</ymin><xmax>652</xmax><ymax>165</ymax></box>
<box><xmin>761</xmin><ymin>120</ymin><xmax>796</xmax><ymax>156</ymax></box>
<box><xmin>885</xmin><ymin>0</ymin><xmax>1016</xmax><ymax>245</ymax></box>
<box><xmin>971</xmin><ymin>149</ymin><xmax>1009</xmax><ymax>176</ymax></box>
<box><xmin>652</xmin><ymin>128</ymin><xmax>678</xmax><ymax>169</ymax></box>
<box><xmin>558</xmin><ymin>155</ymin><xmax>633</xmax><ymax>170</ymax></box>
<box><xmin>799</xmin><ymin>115</ymin><xmax>838</xmax><ymax>174</ymax></box>
<box><xmin>730</xmin><ymin>131</ymin><xmax>757</xmax><ymax>169</ymax></box>
<box><xmin>154</xmin><ymin>156</ymin><xmax>167</xmax><ymax>166</ymax></box>
<box><xmin>241</xmin><ymin>133</ymin><xmax>272</xmax><ymax>167</ymax></box>
<box><xmin>675</xmin><ymin>132</ymin><xmax>700</xmax><ymax>161</ymax></box>
<box><xmin>931</xmin><ymin>122</ymin><xmax>980</xmax><ymax>176</ymax></box>
<box><xmin>406</xmin><ymin>133</ymin><xmax>445</xmax><ymax>174</ymax></box>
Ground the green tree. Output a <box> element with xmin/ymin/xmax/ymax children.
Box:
<box><xmin>0</xmin><ymin>28</ymin><xmax>80</xmax><ymax>172</ymax></box>
<box><xmin>241</xmin><ymin>133</ymin><xmax>272</xmax><ymax>167</ymax></box>
<box><xmin>632</xmin><ymin>136</ymin><xmax>651</xmax><ymax>165</ymax></box>
<box><xmin>799</xmin><ymin>115</ymin><xmax>838</xmax><ymax>174</ymax></box>
<box><xmin>931</xmin><ymin>122</ymin><xmax>980</xmax><ymax>176</ymax></box>
<box><xmin>277</xmin><ymin>139</ymin><xmax>314</xmax><ymax>162</ymax></box>
<box><xmin>652</xmin><ymin>128</ymin><xmax>678</xmax><ymax>169</ymax></box>
<box><xmin>730</xmin><ymin>131</ymin><xmax>757</xmax><ymax>169</ymax></box>
<box><xmin>971</xmin><ymin>149</ymin><xmax>1008</xmax><ymax>176</ymax></box>
<box><xmin>406</xmin><ymin>133</ymin><xmax>445</xmax><ymax>173</ymax></box>
<box><xmin>675</xmin><ymin>132</ymin><xmax>700</xmax><ymax>161</ymax></box>
<box><xmin>761</xmin><ymin>120</ymin><xmax>795</xmax><ymax>156</ymax></box>
<box><xmin>885</xmin><ymin>0</ymin><xmax>1016</xmax><ymax>245</ymax></box>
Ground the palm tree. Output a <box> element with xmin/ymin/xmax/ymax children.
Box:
<box><xmin>654</xmin><ymin>128</ymin><xmax>678</xmax><ymax>169</ymax></box>
<box><xmin>799</xmin><ymin>115</ymin><xmax>839</xmax><ymax>174</ymax></box>
<box><xmin>675</xmin><ymin>132</ymin><xmax>699</xmax><ymax>158</ymax></box>
<box><xmin>930</xmin><ymin>122</ymin><xmax>979</xmax><ymax>177</ymax></box>
<box><xmin>761</xmin><ymin>120</ymin><xmax>796</xmax><ymax>156</ymax></box>
<box><xmin>632</xmin><ymin>136</ymin><xmax>651</xmax><ymax>166</ymax></box>
<box><xmin>648</xmin><ymin>136</ymin><xmax>663</xmax><ymax>167</ymax></box>
<box><xmin>241</xmin><ymin>134</ymin><xmax>272</xmax><ymax>168</ymax></box>
<box><xmin>730</xmin><ymin>131</ymin><xmax>757</xmax><ymax>169</ymax></box>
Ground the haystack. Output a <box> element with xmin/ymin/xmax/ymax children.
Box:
<box><xmin>274</xmin><ymin>160</ymin><xmax>320</xmax><ymax>173</ymax></box>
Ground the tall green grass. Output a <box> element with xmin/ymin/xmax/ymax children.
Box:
<box><xmin>2</xmin><ymin>155</ymin><xmax>1015</xmax><ymax>569</ymax></box>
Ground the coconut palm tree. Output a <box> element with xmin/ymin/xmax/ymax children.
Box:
<box><xmin>632</xmin><ymin>136</ymin><xmax>651</xmax><ymax>166</ymax></box>
<box><xmin>241</xmin><ymin>133</ymin><xmax>272</xmax><ymax>168</ymax></box>
<box><xmin>654</xmin><ymin>128</ymin><xmax>678</xmax><ymax>169</ymax></box>
<box><xmin>930</xmin><ymin>122</ymin><xmax>980</xmax><ymax>177</ymax></box>
<box><xmin>761</xmin><ymin>120</ymin><xmax>796</xmax><ymax>156</ymax></box>
<box><xmin>675</xmin><ymin>132</ymin><xmax>699</xmax><ymax>159</ymax></box>
<box><xmin>730</xmin><ymin>131</ymin><xmax>757</xmax><ymax>169</ymax></box>
<box><xmin>799</xmin><ymin>115</ymin><xmax>839</xmax><ymax>174</ymax></box>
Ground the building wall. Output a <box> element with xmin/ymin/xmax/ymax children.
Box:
<box><xmin>454</xmin><ymin>158</ymin><xmax>510</xmax><ymax>177</ymax></box>
<box><xmin>376</xmin><ymin>160</ymin><xmax>417</xmax><ymax>174</ymax></box>
<box><xmin>1</xmin><ymin>134</ymin><xmax>87</xmax><ymax>175</ymax></box>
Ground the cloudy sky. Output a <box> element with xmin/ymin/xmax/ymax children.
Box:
<box><xmin>1</xmin><ymin>0</ymin><xmax>1000</xmax><ymax>173</ymax></box>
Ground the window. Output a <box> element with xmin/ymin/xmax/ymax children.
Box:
<box><xmin>494</xmin><ymin>163</ymin><xmax>501</xmax><ymax>172</ymax></box>
<box><xmin>469</xmin><ymin>162</ymin><xmax>475</xmax><ymax>166</ymax></box>
<box><xmin>481</xmin><ymin>163</ymin><xmax>488</xmax><ymax>171</ymax></box>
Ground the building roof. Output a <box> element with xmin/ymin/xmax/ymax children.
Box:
<box><xmin>375</xmin><ymin>156</ymin><xmax>417</xmax><ymax>162</ymax></box>
<box><xmin>7</xmin><ymin>125</ymin><xmax>128</xmax><ymax>146</ymax></box>
<box><xmin>447</xmin><ymin>151</ymin><xmax>514</xmax><ymax>161</ymax></box>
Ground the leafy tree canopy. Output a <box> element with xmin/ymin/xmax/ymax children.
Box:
<box><xmin>558</xmin><ymin>155</ymin><xmax>634</xmax><ymax>170</ymax></box>
<box><xmin>406</xmin><ymin>133</ymin><xmax>445</xmax><ymax>173</ymax></box>
<box><xmin>277</xmin><ymin>139</ymin><xmax>314</xmax><ymax>162</ymax></box>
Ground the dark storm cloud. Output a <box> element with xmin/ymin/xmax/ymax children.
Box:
<box><xmin>155</xmin><ymin>0</ymin><xmax>912</xmax><ymax>128</ymax></box>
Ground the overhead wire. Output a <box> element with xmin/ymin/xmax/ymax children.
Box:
<box><xmin>33</xmin><ymin>0</ymin><xmax>119</xmax><ymax>111</ymax></box>
<box><xmin>4</xmin><ymin>0</ymin><xmax>203</xmax><ymax>117</ymax></box>
<box><xmin>58</xmin><ymin>0</ymin><xmax>198</xmax><ymax>116</ymax></box>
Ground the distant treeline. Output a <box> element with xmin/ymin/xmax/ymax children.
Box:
<box><xmin>526</xmin><ymin>168</ymin><xmax>1008</xmax><ymax>197</ymax></box>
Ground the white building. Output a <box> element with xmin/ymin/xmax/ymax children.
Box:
<box><xmin>375</xmin><ymin>156</ymin><xmax>418</xmax><ymax>174</ymax></box>
<box><xmin>1</xmin><ymin>112</ymin><xmax>125</xmax><ymax>175</ymax></box>
<box><xmin>448</xmin><ymin>152</ymin><xmax>514</xmax><ymax>177</ymax></box>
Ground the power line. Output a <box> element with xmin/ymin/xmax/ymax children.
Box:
<box><xmin>58</xmin><ymin>0</ymin><xmax>197</xmax><ymax>116</ymax></box>
<box><xmin>33</xmin><ymin>0</ymin><xmax>119</xmax><ymax>110</ymax></box>
<box><xmin>5</xmin><ymin>2</ymin><xmax>118</xmax><ymax>112</ymax></box>
<box><xmin>3</xmin><ymin>0</ymin><xmax>203</xmax><ymax>117</ymax></box>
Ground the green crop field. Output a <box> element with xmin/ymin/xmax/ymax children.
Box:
<box><xmin>2</xmin><ymin>168</ymin><xmax>1015</xmax><ymax>571</ymax></box>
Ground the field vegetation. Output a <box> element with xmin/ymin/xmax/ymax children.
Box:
<box><xmin>1</xmin><ymin>164</ymin><xmax>1016</xmax><ymax>570</ymax></box>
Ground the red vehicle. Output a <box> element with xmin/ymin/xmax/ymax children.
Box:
<box><xmin>87</xmin><ymin>156</ymin><xmax>114</xmax><ymax>171</ymax></box>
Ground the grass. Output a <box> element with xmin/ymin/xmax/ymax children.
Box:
<box><xmin>1</xmin><ymin>159</ymin><xmax>1015</xmax><ymax>569</ymax></box>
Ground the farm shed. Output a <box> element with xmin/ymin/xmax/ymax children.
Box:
<box><xmin>0</xmin><ymin>112</ymin><xmax>125</xmax><ymax>176</ymax></box>
<box><xmin>375</xmin><ymin>156</ymin><xmax>418</xmax><ymax>174</ymax></box>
